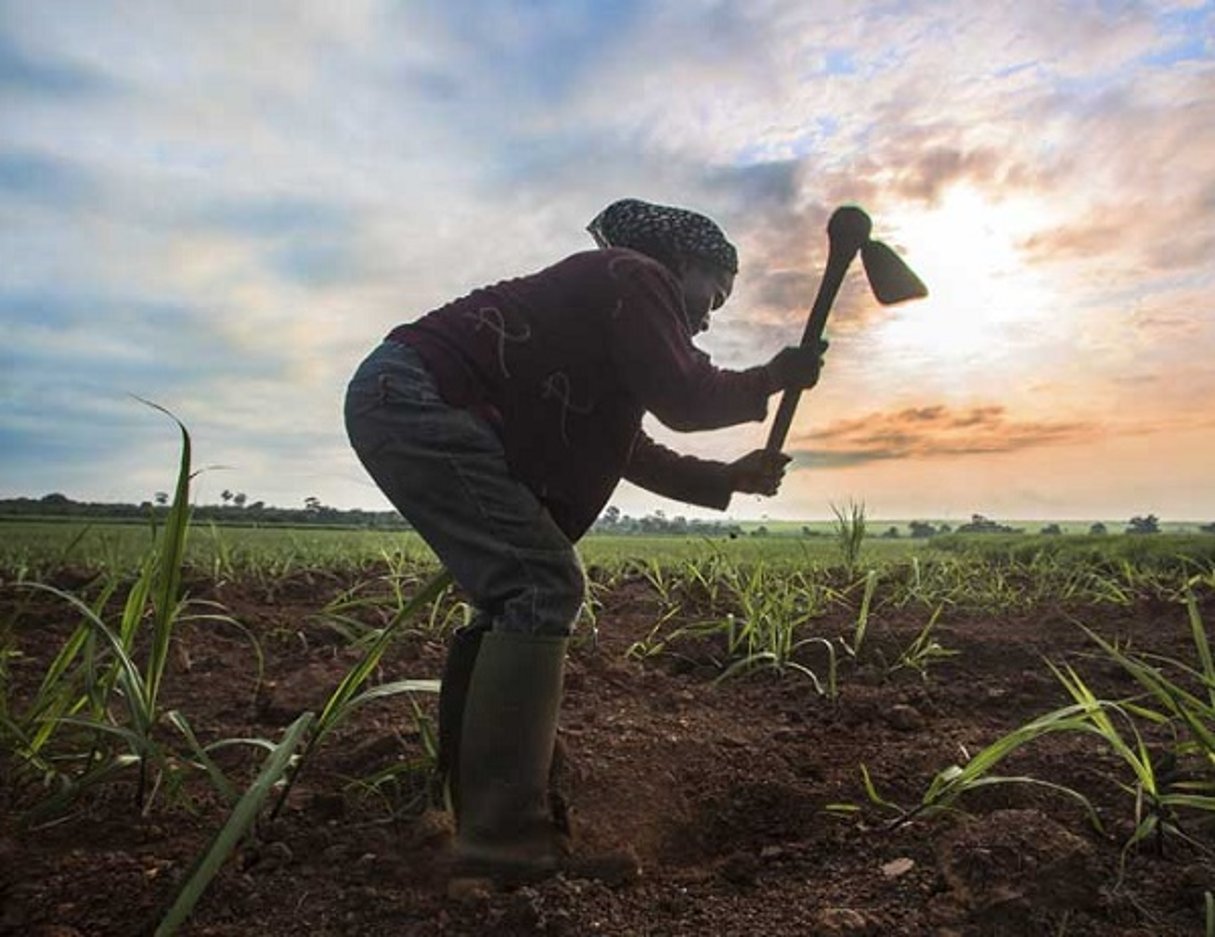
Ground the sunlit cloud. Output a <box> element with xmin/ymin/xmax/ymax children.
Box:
<box><xmin>785</xmin><ymin>404</ymin><xmax>1100</xmax><ymax>468</ymax></box>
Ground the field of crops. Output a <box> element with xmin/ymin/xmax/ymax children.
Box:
<box><xmin>3</xmin><ymin>491</ymin><xmax>1215</xmax><ymax>934</ymax></box>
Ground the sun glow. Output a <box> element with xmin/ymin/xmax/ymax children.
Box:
<box><xmin>872</xmin><ymin>186</ymin><xmax>1064</xmax><ymax>369</ymax></box>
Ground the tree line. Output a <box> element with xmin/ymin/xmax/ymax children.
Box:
<box><xmin>0</xmin><ymin>493</ymin><xmax>408</xmax><ymax>528</ymax></box>
<box><xmin>3</xmin><ymin>496</ymin><xmax>1212</xmax><ymax>537</ymax></box>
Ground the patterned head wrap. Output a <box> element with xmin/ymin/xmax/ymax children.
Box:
<box><xmin>587</xmin><ymin>198</ymin><xmax>738</xmax><ymax>274</ymax></box>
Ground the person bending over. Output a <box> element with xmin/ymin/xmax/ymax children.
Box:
<box><xmin>344</xmin><ymin>198</ymin><xmax>825</xmax><ymax>882</ymax></box>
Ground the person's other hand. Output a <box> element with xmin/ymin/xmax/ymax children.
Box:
<box><xmin>728</xmin><ymin>449</ymin><xmax>792</xmax><ymax>496</ymax></box>
<box><xmin>765</xmin><ymin>340</ymin><xmax>828</xmax><ymax>392</ymax></box>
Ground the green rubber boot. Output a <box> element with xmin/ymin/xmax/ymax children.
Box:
<box><xmin>435</xmin><ymin>626</ymin><xmax>484</xmax><ymax>814</ymax></box>
<box><xmin>452</xmin><ymin>630</ymin><xmax>569</xmax><ymax>880</ymax></box>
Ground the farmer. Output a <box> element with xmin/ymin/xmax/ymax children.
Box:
<box><xmin>344</xmin><ymin>198</ymin><xmax>826</xmax><ymax>881</ymax></box>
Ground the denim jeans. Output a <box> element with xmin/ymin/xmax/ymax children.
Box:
<box><xmin>344</xmin><ymin>341</ymin><xmax>584</xmax><ymax>637</ymax></box>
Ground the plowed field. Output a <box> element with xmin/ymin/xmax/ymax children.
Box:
<box><xmin>3</xmin><ymin>564</ymin><xmax>1212</xmax><ymax>936</ymax></box>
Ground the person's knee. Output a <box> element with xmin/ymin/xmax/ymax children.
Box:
<box><xmin>502</xmin><ymin>549</ymin><xmax>584</xmax><ymax>636</ymax></box>
<box><xmin>545</xmin><ymin>552</ymin><xmax>586</xmax><ymax>627</ymax></box>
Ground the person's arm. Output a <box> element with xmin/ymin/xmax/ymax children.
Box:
<box><xmin>607</xmin><ymin>254</ymin><xmax>826</xmax><ymax>432</ymax></box>
<box><xmin>624</xmin><ymin>432</ymin><xmax>792</xmax><ymax>510</ymax></box>
<box><xmin>607</xmin><ymin>254</ymin><xmax>771</xmax><ymax>432</ymax></box>
<box><xmin>624</xmin><ymin>432</ymin><xmax>734</xmax><ymax>509</ymax></box>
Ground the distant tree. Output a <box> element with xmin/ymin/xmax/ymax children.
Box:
<box><xmin>1126</xmin><ymin>514</ymin><xmax>1160</xmax><ymax>535</ymax></box>
<box><xmin>602</xmin><ymin>505</ymin><xmax>621</xmax><ymax>526</ymax></box>
<box><xmin>939</xmin><ymin>523</ymin><xmax>952</xmax><ymax>534</ymax></box>
<box><xmin>1040</xmin><ymin>523</ymin><xmax>1063</xmax><ymax>536</ymax></box>
<box><xmin>958</xmin><ymin>514</ymin><xmax>1021</xmax><ymax>534</ymax></box>
<box><xmin>1201</xmin><ymin>522</ymin><xmax>1215</xmax><ymax>535</ymax></box>
<box><xmin>881</xmin><ymin>526</ymin><xmax>901</xmax><ymax>539</ymax></box>
<box><xmin>41</xmin><ymin>492</ymin><xmax>70</xmax><ymax>505</ymax></box>
<box><xmin>304</xmin><ymin>496</ymin><xmax>322</xmax><ymax>513</ymax></box>
<box><xmin>909</xmin><ymin>520</ymin><xmax>939</xmax><ymax>539</ymax></box>
<box><xmin>154</xmin><ymin>491</ymin><xmax>169</xmax><ymax>506</ymax></box>
<box><xmin>752</xmin><ymin>525</ymin><xmax>769</xmax><ymax>538</ymax></box>
<box><xmin>233</xmin><ymin>492</ymin><xmax>247</xmax><ymax>508</ymax></box>
<box><xmin>221</xmin><ymin>489</ymin><xmax>234</xmax><ymax>506</ymax></box>
<box><xmin>1089</xmin><ymin>522</ymin><xmax>1108</xmax><ymax>536</ymax></box>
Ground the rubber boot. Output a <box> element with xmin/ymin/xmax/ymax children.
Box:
<box><xmin>435</xmin><ymin>625</ymin><xmax>484</xmax><ymax>814</ymax></box>
<box><xmin>439</xmin><ymin>624</ymin><xmax>570</xmax><ymax>827</ymax></box>
<box><xmin>453</xmin><ymin>630</ymin><xmax>569</xmax><ymax>880</ymax></box>
<box><xmin>451</xmin><ymin>631</ymin><xmax>641</xmax><ymax>887</ymax></box>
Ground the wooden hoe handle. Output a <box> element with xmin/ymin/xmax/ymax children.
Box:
<box><xmin>764</xmin><ymin>206</ymin><xmax>872</xmax><ymax>455</ymax></box>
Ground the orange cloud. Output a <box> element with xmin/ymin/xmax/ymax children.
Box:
<box><xmin>885</xmin><ymin>145</ymin><xmax>1029</xmax><ymax>206</ymax></box>
<box><xmin>786</xmin><ymin>404</ymin><xmax>1099</xmax><ymax>467</ymax></box>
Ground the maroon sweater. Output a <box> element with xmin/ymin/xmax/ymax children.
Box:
<box><xmin>388</xmin><ymin>248</ymin><xmax>771</xmax><ymax>540</ymax></box>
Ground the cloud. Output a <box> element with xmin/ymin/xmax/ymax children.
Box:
<box><xmin>0</xmin><ymin>150</ymin><xmax>94</xmax><ymax>206</ymax></box>
<box><xmin>884</xmin><ymin>146</ymin><xmax>1023</xmax><ymax>206</ymax></box>
<box><xmin>190</xmin><ymin>197</ymin><xmax>351</xmax><ymax>239</ymax></box>
<box><xmin>0</xmin><ymin>31</ymin><xmax>115</xmax><ymax>96</ymax></box>
<box><xmin>786</xmin><ymin>404</ymin><xmax>1100</xmax><ymax>467</ymax></box>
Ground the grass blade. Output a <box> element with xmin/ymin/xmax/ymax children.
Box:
<box><xmin>347</xmin><ymin>678</ymin><xmax>441</xmax><ymax>709</ymax></box>
<box><xmin>1186</xmin><ymin>593</ymin><xmax>1215</xmax><ymax>710</ymax></box>
<box><xmin>854</xmin><ymin>569</ymin><xmax>877</xmax><ymax>657</ymax></box>
<box><xmin>155</xmin><ymin>711</ymin><xmax>313</xmax><ymax>936</ymax></box>
<box><xmin>166</xmin><ymin>710</ymin><xmax>237</xmax><ymax>804</ymax></box>
<box><xmin>132</xmin><ymin>398</ymin><xmax>193</xmax><ymax>711</ymax></box>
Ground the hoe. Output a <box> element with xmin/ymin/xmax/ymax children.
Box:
<box><xmin>765</xmin><ymin>205</ymin><xmax>928</xmax><ymax>454</ymax></box>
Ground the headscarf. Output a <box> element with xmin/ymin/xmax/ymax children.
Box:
<box><xmin>586</xmin><ymin>198</ymin><xmax>738</xmax><ymax>274</ymax></box>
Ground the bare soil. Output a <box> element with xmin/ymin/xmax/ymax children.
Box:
<box><xmin>2</xmin><ymin>568</ymin><xmax>1212</xmax><ymax>936</ymax></box>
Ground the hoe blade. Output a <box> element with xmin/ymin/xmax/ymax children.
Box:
<box><xmin>861</xmin><ymin>240</ymin><xmax>928</xmax><ymax>305</ymax></box>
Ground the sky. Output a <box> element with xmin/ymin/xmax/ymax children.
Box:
<box><xmin>2</xmin><ymin>0</ymin><xmax>1213</xmax><ymax>523</ymax></box>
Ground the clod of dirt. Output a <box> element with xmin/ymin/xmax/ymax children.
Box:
<box><xmin>306</xmin><ymin>790</ymin><xmax>347</xmax><ymax>820</ymax></box>
<box><xmin>691</xmin><ymin>779</ymin><xmax>820</xmax><ymax>855</ymax></box>
<box><xmin>238</xmin><ymin>839</ymin><xmax>293</xmax><ymax>873</ymax></box>
<box><xmin>565</xmin><ymin>845</ymin><xmax>643</xmax><ymax>886</ymax></box>
<box><xmin>886</xmin><ymin>703</ymin><xmax>926</xmax><ymax>732</ymax></box>
<box><xmin>937</xmin><ymin>808</ymin><xmax>1100</xmax><ymax>921</ymax></box>
<box><xmin>718</xmin><ymin>850</ymin><xmax>760</xmax><ymax>886</ymax></box>
<box><xmin>814</xmin><ymin>906</ymin><xmax>881</xmax><ymax>935</ymax></box>
<box><xmin>880</xmin><ymin>856</ymin><xmax>915</xmax><ymax>878</ymax></box>
<box><xmin>446</xmin><ymin>875</ymin><xmax>494</xmax><ymax>902</ymax></box>
<box><xmin>1175</xmin><ymin>862</ymin><xmax>1214</xmax><ymax>905</ymax></box>
<box><xmin>347</xmin><ymin>733</ymin><xmax>404</xmax><ymax>770</ymax></box>
<box><xmin>256</xmin><ymin>657</ymin><xmax>355</xmax><ymax>723</ymax></box>
<box><xmin>401</xmin><ymin>808</ymin><xmax>454</xmax><ymax>850</ymax></box>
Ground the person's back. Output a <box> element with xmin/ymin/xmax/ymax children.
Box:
<box><xmin>390</xmin><ymin>249</ymin><xmax>629</xmax><ymax>415</ymax></box>
<box><xmin>390</xmin><ymin>247</ymin><xmax>769</xmax><ymax>537</ymax></box>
